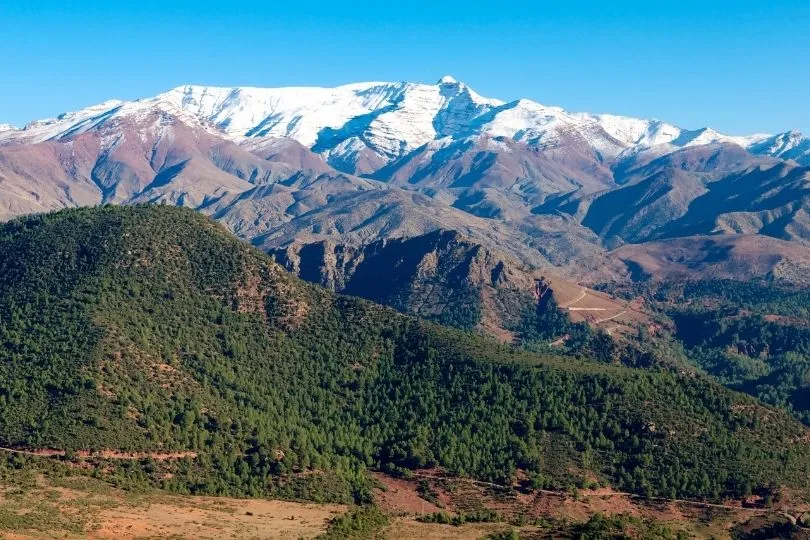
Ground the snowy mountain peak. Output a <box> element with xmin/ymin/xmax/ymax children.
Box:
<box><xmin>0</xmin><ymin>95</ymin><xmax>221</xmax><ymax>146</ymax></box>
<box><xmin>152</xmin><ymin>80</ymin><xmax>506</xmax><ymax>171</ymax></box>
<box><xmin>747</xmin><ymin>129</ymin><xmax>810</xmax><ymax>164</ymax></box>
<box><xmin>3</xmin><ymin>77</ymin><xmax>806</xmax><ymax>170</ymax></box>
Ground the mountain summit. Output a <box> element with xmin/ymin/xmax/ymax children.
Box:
<box><xmin>3</xmin><ymin>77</ymin><xmax>807</xmax><ymax>175</ymax></box>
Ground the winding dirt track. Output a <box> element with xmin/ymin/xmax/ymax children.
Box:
<box><xmin>0</xmin><ymin>446</ymin><xmax>196</xmax><ymax>460</ymax></box>
<box><xmin>558</xmin><ymin>288</ymin><xmax>587</xmax><ymax>308</ymax></box>
<box><xmin>594</xmin><ymin>310</ymin><xmax>627</xmax><ymax>324</ymax></box>
<box><xmin>409</xmin><ymin>473</ymin><xmax>800</xmax><ymax>525</ymax></box>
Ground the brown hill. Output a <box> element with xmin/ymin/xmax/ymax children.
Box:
<box><xmin>613</xmin><ymin>234</ymin><xmax>810</xmax><ymax>285</ymax></box>
<box><xmin>272</xmin><ymin>231</ymin><xmax>649</xmax><ymax>340</ymax></box>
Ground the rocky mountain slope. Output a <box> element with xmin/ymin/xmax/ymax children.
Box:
<box><xmin>614</xmin><ymin>234</ymin><xmax>810</xmax><ymax>285</ymax></box>
<box><xmin>270</xmin><ymin>229</ymin><xmax>538</xmax><ymax>338</ymax></box>
<box><xmin>271</xmin><ymin>230</ymin><xmax>651</xmax><ymax>341</ymax></box>
<box><xmin>2</xmin><ymin>77</ymin><xmax>809</xmax><ymax>285</ymax></box>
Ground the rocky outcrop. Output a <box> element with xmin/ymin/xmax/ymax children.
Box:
<box><xmin>271</xmin><ymin>230</ymin><xmax>538</xmax><ymax>335</ymax></box>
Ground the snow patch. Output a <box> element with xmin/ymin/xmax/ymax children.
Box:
<box><xmin>1</xmin><ymin>76</ymin><xmax>798</xmax><ymax>170</ymax></box>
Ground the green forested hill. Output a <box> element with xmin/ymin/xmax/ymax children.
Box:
<box><xmin>639</xmin><ymin>280</ymin><xmax>810</xmax><ymax>426</ymax></box>
<box><xmin>1</xmin><ymin>205</ymin><xmax>810</xmax><ymax>503</ymax></box>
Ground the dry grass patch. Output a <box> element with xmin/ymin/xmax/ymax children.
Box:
<box><xmin>0</xmin><ymin>476</ymin><xmax>345</xmax><ymax>539</ymax></box>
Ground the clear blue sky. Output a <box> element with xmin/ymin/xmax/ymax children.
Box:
<box><xmin>2</xmin><ymin>1</ymin><xmax>808</xmax><ymax>135</ymax></box>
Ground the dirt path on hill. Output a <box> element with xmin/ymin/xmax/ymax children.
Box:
<box><xmin>559</xmin><ymin>288</ymin><xmax>587</xmax><ymax>308</ymax></box>
<box><xmin>409</xmin><ymin>472</ymin><xmax>800</xmax><ymax>524</ymax></box>
<box><xmin>0</xmin><ymin>446</ymin><xmax>197</xmax><ymax>460</ymax></box>
<box><xmin>595</xmin><ymin>310</ymin><xmax>627</xmax><ymax>324</ymax></box>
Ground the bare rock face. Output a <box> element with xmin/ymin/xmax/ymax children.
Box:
<box><xmin>655</xmin><ymin>163</ymin><xmax>810</xmax><ymax>242</ymax></box>
<box><xmin>237</xmin><ymin>136</ymin><xmax>336</xmax><ymax>175</ymax></box>
<box><xmin>0</xmin><ymin>107</ymin><xmax>274</xmax><ymax>218</ymax></box>
<box><xmin>271</xmin><ymin>229</ymin><xmax>539</xmax><ymax>335</ymax></box>
<box><xmin>369</xmin><ymin>134</ymin><xmax>614</xmax><ymax>221</ymax></box>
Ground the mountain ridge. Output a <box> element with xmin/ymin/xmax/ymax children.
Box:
<box><xmin>2</xmin><ymin>77</ymin><xmax>810</xmax><ymax>287</ymax></box>
<box><xmin>3</xmin><ymin>77</ymin><xmax>806</xmax><ymax>170</ymax></box>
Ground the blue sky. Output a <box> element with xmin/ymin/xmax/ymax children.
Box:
<box><xmin>2</xmin><ymin>1</ymin><xmax>808</xmax><ymax>135</ymax></box>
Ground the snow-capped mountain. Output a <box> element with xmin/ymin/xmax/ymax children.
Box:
<box><xmin>157</xmin><ymin>77</ymin><xmax>801</xmax><ymax>169</ymax></box>
<box><xmin>156</xmin><ymin>76</ymin><xmax>505</xmax><ymax>173</ymax></box>
<box><xmin>0</xmin><ymin>98</ymin><xmax>224</xmax><ymax>147</ymax></box>
<box><xmin>748</xmin><ymin>130</ymin><xmax>810</xmax><ymax>164</ymax></box>
<box><xmin>4</xmin><ymin>76</ymin><xmax>807</xmax><ymax>173</ymax></box>
<box><xmin>1</xmin><ymin>75</ymin><xmax>810</xmax><ymax>284</ymax></box>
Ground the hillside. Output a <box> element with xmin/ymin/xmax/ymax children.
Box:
<box><xmin>629</xmin><ymin>279</ymin><xmax>810</xmax><ymax>426</ymax></box>
<box><xmin>2</xmin><ymin>205</ymin><xmax>810</xmax><ymax>505</ymax></box>
<box><xmin>3</xmin><ymin>77</ymin><xmax>810</xmax><ymax>291</ymax></box>
<box><xmin>271</xmin><ymin>230</ymin><xmax>649</xmax><ymax>342</ymax></box>
<box><xmin>613</xmin><ymin>234</ymin><xmax>810</xmax><ymax>285</ymax></box>
<box><xmin>270</xmin><ymin>229</ymin><xmax>539</xmax><ymax>339</ymax></box>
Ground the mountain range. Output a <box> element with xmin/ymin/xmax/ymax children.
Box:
<box><xmin>5</xmin><ymin>77</ymin><xmax>810</xmax><ymax>537</ymax></box>
<box><xmin>2</xmin><ymin>76</ymin><xmax>810</xmax><ymax>284</ymax></box>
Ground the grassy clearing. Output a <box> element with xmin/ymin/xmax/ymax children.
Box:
<box><xmin>0</xmin><ymin>475</ymin><xmax>346</xmax><ymax>539</ymax></box>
